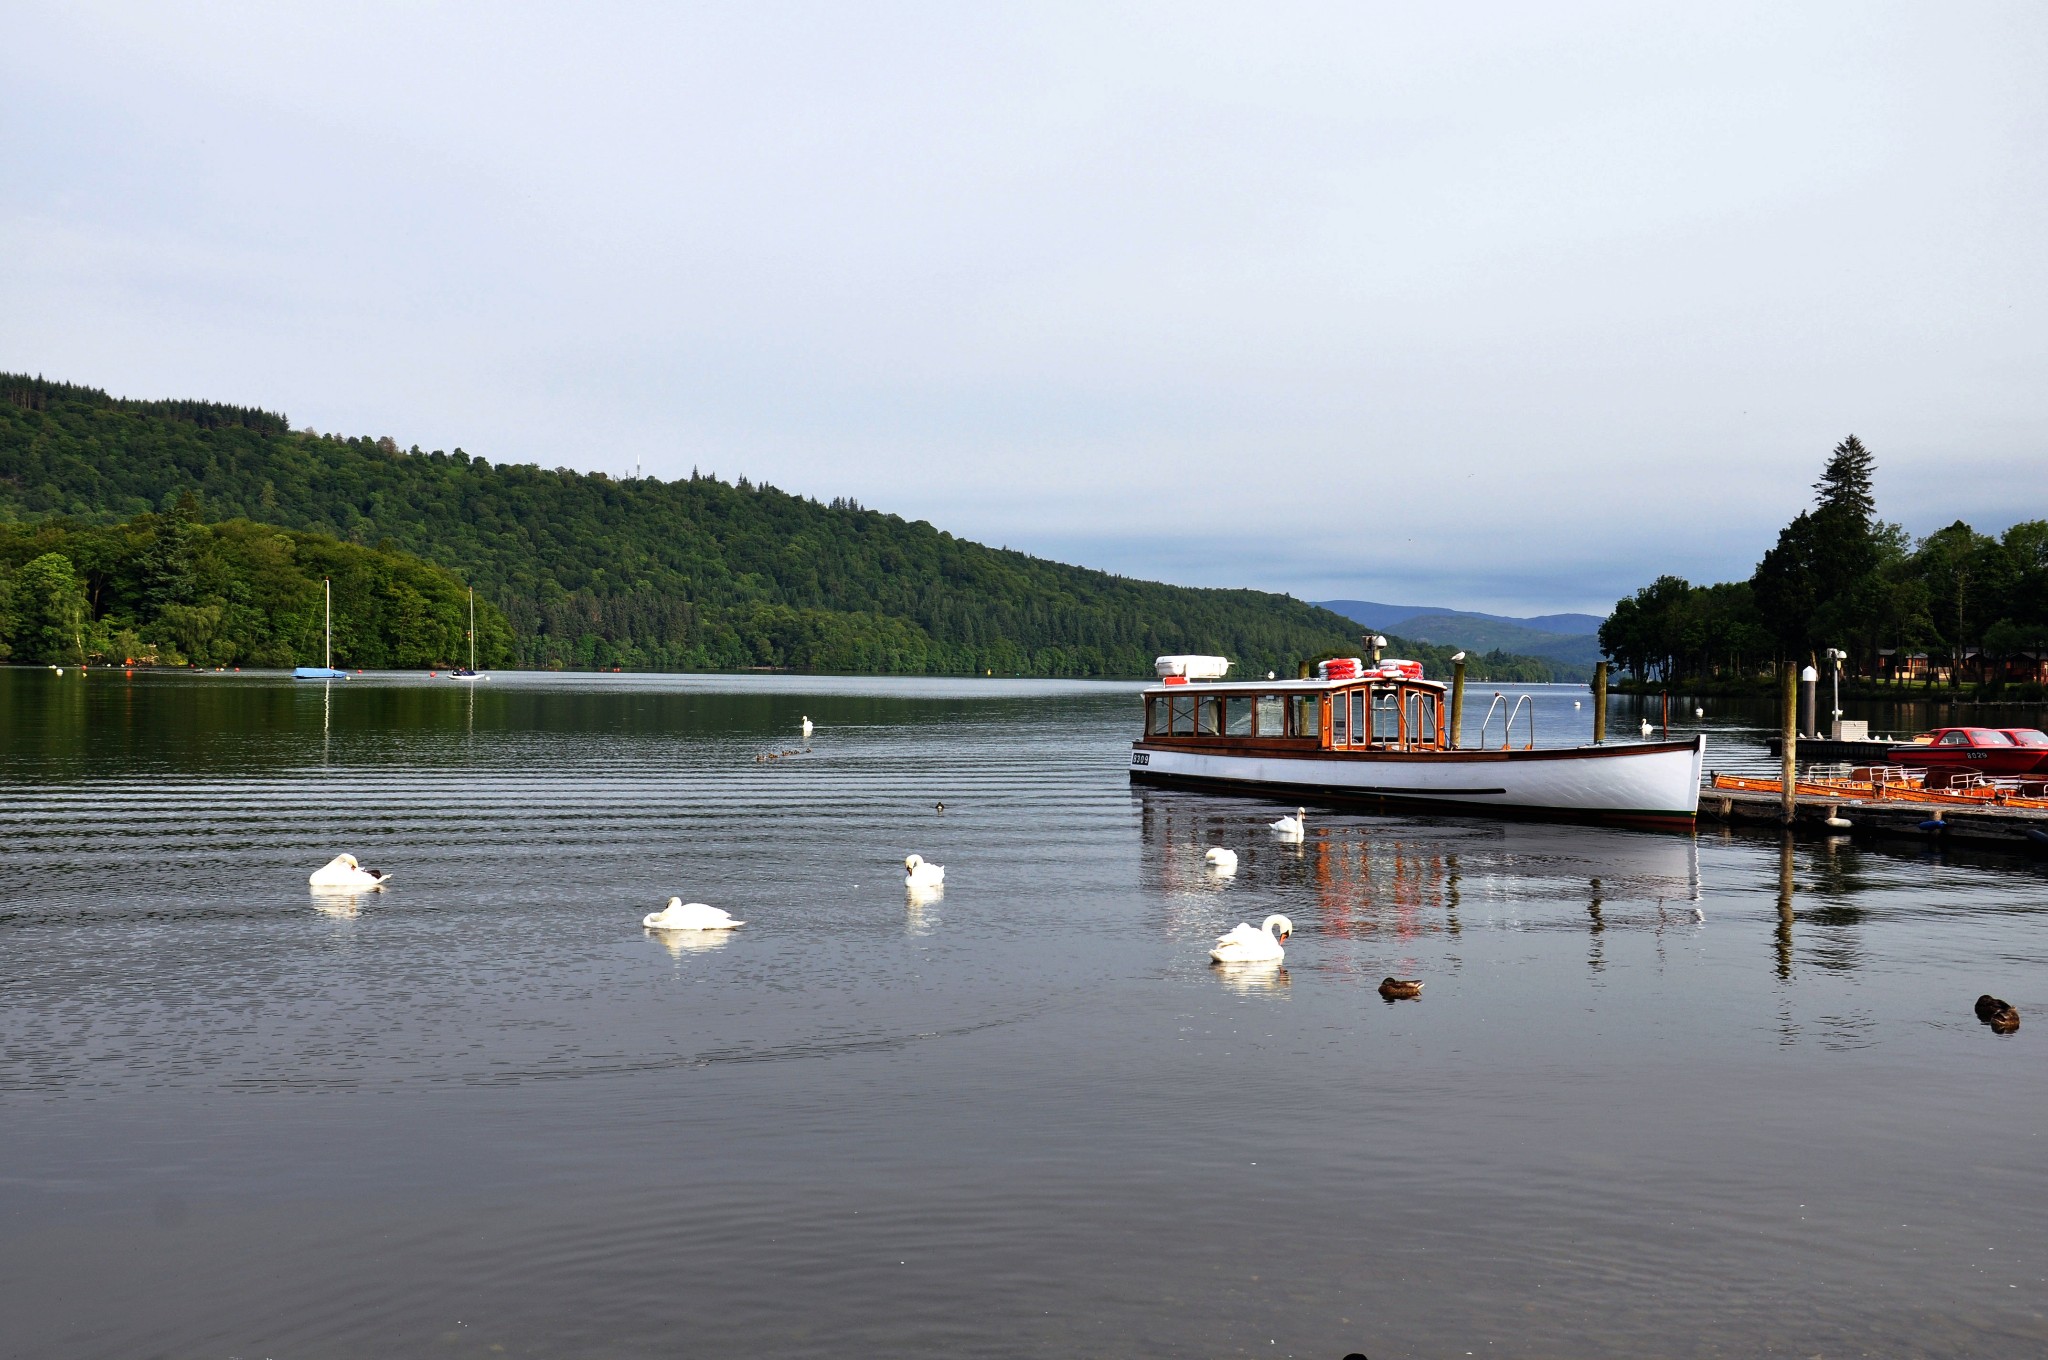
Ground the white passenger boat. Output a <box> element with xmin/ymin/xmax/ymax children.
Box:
<box><xmin>1129</xmin><ymin>655</ymin><xmax>1705</xmax><ymax>829</ymax></box>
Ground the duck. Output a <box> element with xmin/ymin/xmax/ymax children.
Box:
<box><xmin>801</xmin><ymin>715</ymin><xmax>814</xmax><ymax>739</ymax></box>
<box><xmin>642</xmin><ymin>898</ymin><xmax>744</xmax><ymax>930</ymax></box>
<box><xmin>935</xmin><ymin>802</ymin><xmax>946</xmax><ymax>815</ymax></box>
<box><xmin>308</xmin><ymin>853</ymin><xmax>390</xmax><ymax>891</ymax></box>
<box><xmin>1209</xmin><ymin>914</ymin><xmax>1291</xmax><ymax>963</ymax></box>
<box><xmin>1378</xmin><ymin>977</ymin><xmax>1423</xmax><ymax>1000</ymax></box>
<box><xmin>904</xmin><ymin>854</ymin><xmax>945</xmax><ymax>889</ymax></box>
<box><xmin>1205</xmin><ymin>847</ymin><xmax>1238</xmax><ymax>875</ymax></box>
<box><xmin>1269</xmin><ymin>807</ymin><xmax>1306</xmax><ymax>839</ymax></box>
<box><xmin>1975</xmin><ymin>994</ymin><xmax>2020</xmax><ymax>1031</ymax></box>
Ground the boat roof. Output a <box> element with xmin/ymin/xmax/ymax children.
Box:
<box><xmin>1140</xmin><ymin>675</ymin><xmax>1446</xmax><ymax>696</ymax></box>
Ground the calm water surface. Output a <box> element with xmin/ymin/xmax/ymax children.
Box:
<box><xmin>2</xmin><ymin>671</ymin><xmax>2044</xmax><ymax>1358</ymax></box>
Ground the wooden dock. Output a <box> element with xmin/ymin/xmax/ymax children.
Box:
<box><xmin>1699</xmin><ymin>787</ymin><xmax>2048</xmax><ymax>851</ymax></box>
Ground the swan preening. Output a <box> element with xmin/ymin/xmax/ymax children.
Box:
<box><xmin>1209</xmin><ymin>914</ymin><xmax>1292</xmax><ymax>963</ymax></box>
<box><xmin>1269</xmin><ymin>808</ymin><xmax>1306</xmax><ymax>839</ymax></box>
<box><xmin>801</xmin><ymin>715</ymin><xmax>814</xmax><ymax>739</ymax></box>
<box><xmin>904</xmin><ymin>854</ymin><xmax>945</xmax><ymax>889</ymax></box>
<box><xmin>642</xmin><ymin>898</ymin><xmax>744</xmax><ymax>930</ymax></box>
<box><xmin>308</xmin><ymin>854</ymin><xmax>389</xmax><ymax>891</ymax></box>
<box><xmin>1205</xmin><ymin>847</ymin><xmax>1238</xmax><ymax>875</ymax></box>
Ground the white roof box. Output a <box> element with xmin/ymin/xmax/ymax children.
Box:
<box><xmin>1154</xmin><ymin>654</ymin><xmax>1232</xmax><ymax>680</ymax></box>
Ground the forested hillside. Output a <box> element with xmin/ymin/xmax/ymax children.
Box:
<box><xmin>0</xmin><ymin>501</ymin><xmax>511</xmax><ymax>668</ymax></box>
<box><xmin>2</xmin><ymin>373</ymin><xmax>1553</xmax><ymax>678</ymax></box>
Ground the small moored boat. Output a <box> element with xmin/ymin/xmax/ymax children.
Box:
<box><xmin>294</xmin><ymin>578</ymin><xmax>350</xmax><ymax>680</ymax></box>
<box><xmin>1129</xmin><ymin>654</ymin><xmax>1704</xmax><ymax>829</ymax></box>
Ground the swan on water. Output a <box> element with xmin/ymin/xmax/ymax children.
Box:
<box><xmin>1573</xmin><ymin>700</ymin><xmax>1581</xmax><ymax>709</ymax></box>
<box><xmin>904</xmin><ymin>854</ymin><xmax>945</xmax><ymax>888</ymax></box>
<box><xmin>801</xmin><ymin>715</ymin><xmax>814</xmax><ymax>739</ymax></box>
<box><xmin>1269</xmin><ymin>808</ymin><xmax>1306</xmax><ymax>838</ymax></box>
<box><xmin>642</xmin><ymin>898</ymin><xmax>744</xmax><ymax>930</ymax></box>
<box><xmin>1205</xmin><ymin>847</ymin><xmax>1238</xmax><ymax>875</ymax></box>
<box><xmin>1209</xmin><ymin>914</ymin><xmax>1292</xmax><ymax>964</ymax></box>
<box><xmin>308</xmin><ymin>853</ymin><xmax>390</xmax><ymax>891</ymax></box>
<box><xmin>1640</xmin><ymin>719</ymin><xmax>1654</xmax><ymax>737</ymax></box>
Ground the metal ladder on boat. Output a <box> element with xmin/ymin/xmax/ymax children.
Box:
<box><xmin>1476</xmin><ymin>693</ymin><xmax>1535</xmax><ymax>750</ymax></box>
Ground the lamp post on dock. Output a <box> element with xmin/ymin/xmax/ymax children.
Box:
<box><xmin>1824</xmin><ymin>647</ymin><xmax>1845</xmax><ymax>739</ymax></box>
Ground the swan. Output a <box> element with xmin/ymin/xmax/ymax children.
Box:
<box><xmin>801</xmin><ymin>715</ymin><xmax>814</xmax><ymax>739</ymax></box>
<box><xmin>1269</xmin><ymin>808</ymin><xmax>1306</xmax><ymax>838</ymax></box>
<box><xmin>1209</xmin><ymin>914</ymin><xmax>1291</xmax><ymax>963</ymax></box>
<box><xmin>1205</xmin><ymin>847</ymin><xmax>1238</xmax><ymax>875</ymax></box>
<box><xmin>642</xmin><ymin>898</ymin><xmax>744</xmax><ymax>930</ymax></box>
<box><xmin>1640</xmin><ymin>719</ymin><xmax>1654</xmax><ymax>737</ymax></box>
<box><xmin>904</xmin><ymin>854</ymin><xmax>945</xmax><ymax>888</ymax></box>
<box><xmin>308</xmin><ymin>853</ymin><xmax>390</xmax><ymax>890</ymax></box>
<box><xmin>1573</xmin><ymin>700</ymin><xmax>1582</xmax><ymax>709</ymax></box>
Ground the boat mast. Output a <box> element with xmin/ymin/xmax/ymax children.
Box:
<box><xmin>324</xmin><ymin>578</ymin><xmax>332</xmax><ymax>672</ymax></box>
<box><xmin>468</xmin><ymin>587</ymin><xmax>476</xmax><ymax>671</ymax></box>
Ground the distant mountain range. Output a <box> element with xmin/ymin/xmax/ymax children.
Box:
<box><xmin>1314</xmin><ymin>599</ymin><xmax>1606</xmax><ymax>678</ymax></box>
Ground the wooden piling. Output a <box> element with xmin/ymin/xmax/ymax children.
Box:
<box><xmin>1781</xmin><ymin>665</ymin><xmax>1798</xmax><ymax>825</ymax></box>
<box><xmin>1450</xmin><ymin>655</ymin><xmax>1467</xmax><ymax>749</ymax></box>
<box><xmin>1592</xmin><ymin>662</ymin><xmax>1607</xmax><ymax>744</ymax></box>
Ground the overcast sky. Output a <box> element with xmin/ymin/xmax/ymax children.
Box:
<box><xmin>4</xmin><ymin>2</ymin><xmax>2043</xmax><ymax>615</ymax></box>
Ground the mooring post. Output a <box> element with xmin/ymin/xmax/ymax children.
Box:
<box><xmin>1449</xmin><ymin>653</ymin><xmax>1468</xmax><ymax>748</ymax></box>
<box><xmin>1799</xmin><ymin>663</ymin><xmax>1818</xmax><ymax>739</ymax></box>
<box><xmin>1592</xmin><ymin>662</ymin><xmax>1608</xmax><ymax>744</ymax></box>
<box><xmin>1781</xmin><ymin>664</ymin><xmax>1798</xmax><ymax>825</ymax></box>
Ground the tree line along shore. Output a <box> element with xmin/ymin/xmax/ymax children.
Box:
<box><xmin>1598</xmin><ymin>436</ymin><xmax>2047</xmax><ymax>702</ymax></box>
<box><xmin>1</xmin><ymin>373</ymin><xmax>1560</xmax><ymax>680</ymax></box>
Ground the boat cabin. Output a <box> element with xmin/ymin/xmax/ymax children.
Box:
<box><xmin>1140</xmin><ymin>675</ymin><xmax>1449</xmax><ymax>752</ymax></box>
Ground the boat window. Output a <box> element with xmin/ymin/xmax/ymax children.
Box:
<box><xmin>1331</xmin><ymin>690</ymin><xmax>1347</xmax><ymax>743</ymax></box>
<box><xmin>1970</xmin><ymin>729</ymin><xmax>2013</xmax><ymax>746</ymax></box>
<box><xmin>1255</xmin><ymin>693</ymin><xmax>1284</xmax><ymax>737</ymax></box>
<box><xmin>1197</xmin><ymin>695</ymin><xmax>1223</xmax><ymax>735</ymax></box>
<box><xmin>1291</xmin><ymin>695</ymin><xmax>1319</xmax><ymax>740</ymax></box>
<box><xmin>1350</xmin><ymin>690</ymin><xmax>1366</xmax><ymax>746</ymax></box>
<box><xmin>1169</xmin><ymin>693</ymin><xmax>1196</xmax><ymax>735</ymax></box>
<box><xmin>1146</xmin><ymin>697</ymin><xmax>1171</xmax><ymax>736</ymax></box>
<box><xmin>1407</xmin><ymin>691</ymin><xmax>1439</xmax><ymax>747</ymax></box>
<box><xmin>1226</xmin><ymin>696</ymin><xmax>1254</xmax><ymax>735</ymax></box>
<box><xmin>1939</xmin><ymin>731</ymin><xmax>1969</xmax><ymax>745</ymax></box>
<box><xmin>1371</xmin><ymin>687</ymin><xmax>1401</xmax><ymax>744</ymax></box>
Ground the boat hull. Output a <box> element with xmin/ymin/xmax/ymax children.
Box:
<box><xmin>293</xmin><ymin>667</ymin><xmax>349</xmax><ymax>680</ymax></box>
<box><xmin>1129</xmin><ymin>735</ymin><xmax>1706</xmax><ymax>829</ymax></box>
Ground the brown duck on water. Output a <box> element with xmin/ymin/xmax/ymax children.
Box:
<box><xmin>1378</xmin><ymin>977</ymin><xmax>1423</xmax><ymax>1000</ymax></box>
<box><xmin>1975</xmin><ymin>994</ymin><xmax>2021</xmax><ymax>1032</ymax></box>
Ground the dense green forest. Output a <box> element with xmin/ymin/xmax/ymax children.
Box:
<box><xmin>1</xmin><ymin>372</ymin><xmax>1559</xmax><ymax>679</ymax></box>
<box><xmin>0</xmin><ymin>502</ymin><xmax>512</xmax><ymax>668</ymax></box>
<box><xmin>1599</xmin><ymin>435</ymin><xmax>2047</xmax><ymax>695</ymax></box>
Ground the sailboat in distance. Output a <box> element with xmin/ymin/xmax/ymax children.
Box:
<box><xmin>448</xmin><ymin>587</ymin><xmax>485</xmax><ymax>680</ymax></box>
<box><xmin>294</xmin><ymin>578</ymin><xmax>350</xmax><ymax>680</ymax></box>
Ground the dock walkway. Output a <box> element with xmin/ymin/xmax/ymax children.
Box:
<box><xmin>1699</xmin><ymin>788</ymin><xmax>2048</xmax><ymax>850</ymax></box>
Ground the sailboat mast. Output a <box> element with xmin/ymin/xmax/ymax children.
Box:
<box><xmin>324</xmin><ymin>578</ymin><xmax>332</xmax><ymax>671</ymax></box>
<box><xmin>469</xmin><ymin>587</ymin><xmax>476</xmax><ymax>671</ymax></box>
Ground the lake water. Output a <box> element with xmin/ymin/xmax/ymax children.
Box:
<box><xmin>2</xmin><ymin>670</ymin><xmax>2044</xmax><ymax>1358</ymax></box>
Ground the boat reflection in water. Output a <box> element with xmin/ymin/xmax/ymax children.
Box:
<box><xmin>1137</xmin><ymin>789</ymin><xmax>1702</xmax><ymax>979</ymax></box>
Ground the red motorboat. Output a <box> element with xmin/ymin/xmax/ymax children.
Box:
<box><xmin>1888</xmin><ymin>727</ymin><xmax>2048</xmax><ymax>782</ymax></box>
<box><xmin>1997</xmin><ymin>728</ymin><xmax>2048</xmax><ymax>770</ymax></box>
